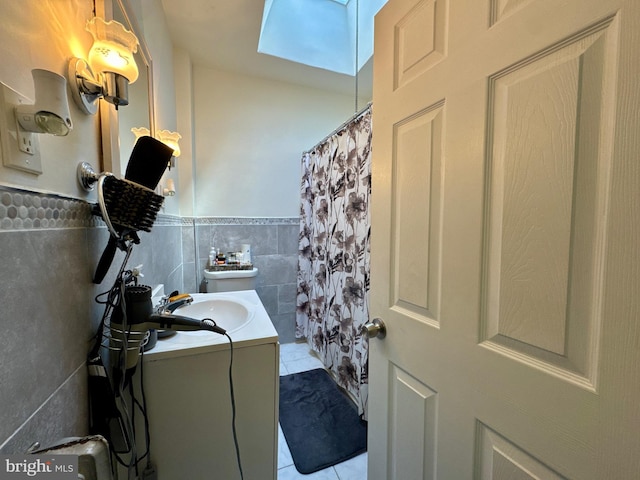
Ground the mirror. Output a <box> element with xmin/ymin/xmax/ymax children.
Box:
<box><xmin>97</xmin><ymin>0</ymin><xmax>154</xmax><ymax>177</ymax></box>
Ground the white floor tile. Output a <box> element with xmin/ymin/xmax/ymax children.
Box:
<box><xmin>333</xmin><ymin>453</ymin><xmax>367</xmax><ymax>480</ymax></box>
<box><xmin>278</xmin><ymin>425</ymin><xmax>294</xmax><ymax>469</ymax></box>
<box><xmin>277</xmin><ymin>465</ymin><xmax>340</xmax><ymax>480</ymax></box>
<box><xmin>280</xmin><ymin>341</ymin><xmax>314</xmax><ymax>363</ymax></box>
<box><xmin>283</xmin><ymin>355</ymin><xmax>325</xmax><ymax>375</ymax></box>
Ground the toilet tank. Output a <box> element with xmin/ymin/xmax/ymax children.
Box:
<box><xmin>204</xmin><ymin>268</ymin><xmax>258</xmax><ymax>292</ymax></box>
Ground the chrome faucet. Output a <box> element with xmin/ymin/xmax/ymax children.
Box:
<box><xmin>157</xmin><ymin>294</ymin><xmax>193</xmax><ymax>314</ymax></box>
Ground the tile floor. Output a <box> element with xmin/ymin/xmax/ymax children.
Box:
<box><xmin>278</xmin><ymin>342</ymin><xmax>368</xmax><ymax>480</ymax></box>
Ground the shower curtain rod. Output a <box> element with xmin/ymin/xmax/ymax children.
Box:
<box><xmin>303</xmin><ymin>102</ymin><xmax>372</xmax><ymax>154</ymax></box>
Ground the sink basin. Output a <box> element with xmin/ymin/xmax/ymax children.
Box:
<box><xmin>173</xmin><ymin>295</ymin><xmax>254</xmax><ymax>333</ymax></box>
<box><xmin>144</xmin><ymin>290</ymin><xmax>278</xmax><ymax>359</ymax></box>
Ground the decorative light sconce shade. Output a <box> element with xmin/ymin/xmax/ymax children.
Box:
<box><xmin>86</xmin><ymin>17</ymin><xmax>139</xmax><ymax>83</ymax></box>
<box><xmin>131</xmin><ymin>126</ymin><xmax>150</xmax><ymax>140</ymax></box>
<box><xmin>130</xmin><ymin>129</ymin><xmax>179</xmax><ymax>197</ymax></box>
<box><xmin>133</xmin><ymin>128</ymin><xmax>181</xmax><ymax>169</ymax></box>
<box><xmin>15</xmin><ymin>69</ymin><xmax>73</xmax><ymax>137</ymax></box>
<box><xmin>156</xmin><ymin>130</ymin><xmax>181</xmax><ymax>158</ymax></box>
<box><xmin>69</xmin><ymin>17</ymin><xmax>139</xmax><ymax>115</ymax></box>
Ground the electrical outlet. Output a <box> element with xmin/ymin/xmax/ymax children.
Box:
<box><xmin>0</xmin><ymin>82</ymin><xmax>42</xmax><ymax>175</ymax></box>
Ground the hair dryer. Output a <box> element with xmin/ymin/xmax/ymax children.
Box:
<box><xmin>109</xmin><ymin>285</ymin><xmax>226</xmax><ymax>374</ymax></box>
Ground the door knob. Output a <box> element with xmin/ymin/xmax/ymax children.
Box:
<box><xmin>362</xmin><ymin>318</ymin><xmax>386</xmax><ymax>339</ymax></box>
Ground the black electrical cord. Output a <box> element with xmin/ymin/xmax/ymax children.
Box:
<box><xmin>135</xmin><ymin>348</ymin><xmax>153</xmax><ymax>470</ymax></box>
<box><xmin>128</xmin><ymin>380</ymin><xmax>139</xmax><ymax>478</ymax></box>
<box><xmin>90</xmin><ymin>241</ymin><xmax>155</xmax><ymax>480</ymax></box>
<box><xmin>115</xmin><ymin>275</ymin><xmax>139</xmax><ymax>480</ymax></box>
<box><xmin>94</xmin><ymin>258</ymin><xmax>141</xmax><ymax>477</ymax></box>
<box><xmin>111</xmin><ymin>323</ymin><xmax>153</xmax><ymax>475</ymax></box>
<box><xmin>225</xmin><ymin>332</ymin><xmax>244</xmax><ymax>480</ymax></box>
<box><xmin>127</xmin><ymin>365</ymin><xmax>153</xmax><ymax>477</ymax></box>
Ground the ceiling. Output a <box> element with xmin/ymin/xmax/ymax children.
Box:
<box><xmin>159</xmin><ymin>0</ymin><xmax>373</xmax><ymax>97</ymax></box>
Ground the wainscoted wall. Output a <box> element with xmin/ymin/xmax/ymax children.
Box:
<box><xmin>0</xmin><ymin>186</ymin><xmax>184</xmax><ymax>453</ymax></box>
<box><xmin>185</xmin><ymin>218</ymin><xmax>300</xmax><ymax>343</ymax></box>
<box><xmin>0</xmin><ymin>187</ymin><xmax>94</xmax><ymax>454</ymax></box>
<box><xmin>0</xmin><ymin>185</ymin><xmax>300</xmax><ymax>452</ymax></box>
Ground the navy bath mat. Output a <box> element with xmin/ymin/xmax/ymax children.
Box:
<box><xmin>279</xmin><ymin>368</ymin><xmax>367</xmax><ymax>474</ymax></box>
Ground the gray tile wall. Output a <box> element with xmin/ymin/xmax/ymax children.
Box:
<box><xmin>184</xmin><ymin>218</ymin><xmax>300</xmax><ymax>343</ymax></box>
<box><xmin>0</xmin><ymin>186</ymin><xmax>184</xmax><ymax>453</ymax></box>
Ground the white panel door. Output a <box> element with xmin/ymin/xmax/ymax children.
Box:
<box><xmin>368</xmin><ymin>0</ymin><xmax>640</xmax><ymax>478</ymax></box>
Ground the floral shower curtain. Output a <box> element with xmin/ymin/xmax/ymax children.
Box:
<box><xmin>296</xmin><ymin>104</ymin><xmax>372</xmax><ymax>418</ymax></box>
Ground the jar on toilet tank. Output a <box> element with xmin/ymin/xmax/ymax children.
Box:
<box><xmin>241</xmin><ymin>244</ymin><xmax>251</xmax><ymax>264</ymax></box>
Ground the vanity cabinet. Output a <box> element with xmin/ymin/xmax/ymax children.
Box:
<box><xmin>138</xmin><ymin>291</ymin><xmax>279</xmax><ymax>480</ymax></box>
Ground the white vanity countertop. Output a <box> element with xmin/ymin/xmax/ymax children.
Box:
<box><xmin>143</xmin><ymin>290</ymin><xmax>278</xmax><ymax>362</ymax></box>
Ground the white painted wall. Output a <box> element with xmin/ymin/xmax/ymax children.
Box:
<box><xmin>137</xmin><ymin>0</ymin><xmax>180</xmax><ymax>215</ymax></box>
<box><xmin>174</xmin><ymin>49</ymin><xmax>195</xmax><ymax>217</ymax></box>
<box><xmin>192</xmin><ymin>66</ymin><xmax>359</xmax><ymax>217</ymax></box>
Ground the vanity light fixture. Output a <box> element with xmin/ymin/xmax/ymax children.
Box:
<box><xmin>69</xmin><ymin>17</ymin><xmax>139</xmax><ymax>115</ymax></box>
<box><xmin>156</xmin><ymin>130</ymin><xmax>181</xmax><ymax>168</ymax></box>
<box><xmin>130</xmin><ymin>126</ymin><xmax>150</xmax><ymax>140</ymax></box>
<box><xmin>156</xmin><ymin>130</ymin><xmax>181</xmax><ymax>158</ymax></box>
<box><xmin>134</xmin><ymin>128</ymin><xmax>181</xmax><ymax>169</ymax></box>
<box><xmin>15</xmin><ymin>69</ymin><xmax>73</xmax><ymax>138</ymax></box>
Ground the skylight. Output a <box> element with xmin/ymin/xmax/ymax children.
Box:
<box><xmin>258</xmin><ymin>0</ymin><xmax>387</xmax><ymax>76</ymax></box>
